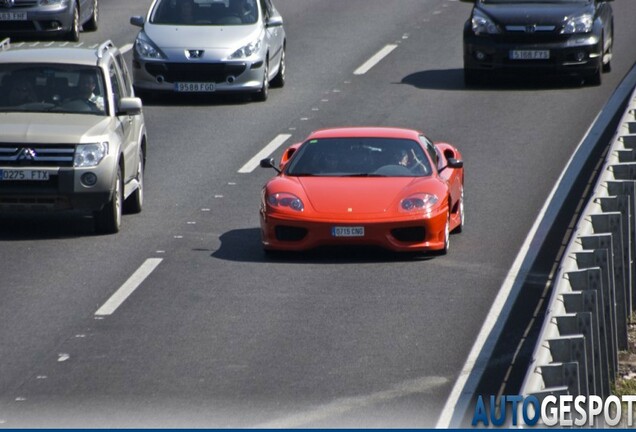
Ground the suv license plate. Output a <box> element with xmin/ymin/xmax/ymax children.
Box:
<box><xmin>332</xmin><ymin>226</ymin><xmax>365</xmax><ymax>237</ymax></box>
<box><xmin>175</xmin><ymin>82</ymin><xmax>216</xmax><ymax>92</ymax></box>
<box><xmin>0</xmin><ymin>169</ymin><xmax>50</xmax><ymax>181</ymax></box>
<box><xmin>510</xmin><ymin>50</ymin><xmax>550</xmax><ymax>60</ymax></box>
<box><xmin>0</xmin><ymin>12</ymin><xmax>27</xmax><ymax>21</ymax></box>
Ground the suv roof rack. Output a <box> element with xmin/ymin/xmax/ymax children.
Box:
<box><xmin>96</xmin><ymin>40</ymin><xmax>115</xmax><ymax>59</ymax></box>
<box><xmin>0</xmin><ymin>38</ymin><xmax>10</xmax><ymax>51</ymax></box>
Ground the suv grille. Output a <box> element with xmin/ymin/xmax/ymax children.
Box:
<box><xmin>145</xmin><ymin>62</ymin><xmax>247</xmax><ymax>83</ymax></box>
<box><xmin>0</xmin><ymin>144</ymin><xmax>75</xmax><ymax>167</ymax></box>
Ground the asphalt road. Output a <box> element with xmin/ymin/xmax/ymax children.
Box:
<box><xmin>1</xmin><ymin>0</ymin><xmax>636</xmax><ymax>427</ymax></box>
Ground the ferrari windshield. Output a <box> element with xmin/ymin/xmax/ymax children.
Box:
<box><xmin>0</xmin><ymin>64</ymin><xmax>107</xmax><ymax>115</ymax></box>
<box><xmin>151</xmin><ymin>0</ymin><xmax>259</xmax><ymax>25</ymax></box>
<box><xmin>285</xmin><ymin>138</ymin><xmax>433</xmax><ymax>177</ymax></box>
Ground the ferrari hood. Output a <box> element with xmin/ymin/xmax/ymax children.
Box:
<box><xmin>0</xmin><ymin>113</ymin><xmax>113</xmax><ymax>144</ymax></box>
<box><xmin>298</xmin><ymin>177</ymin><xmax>419</xmax><ymax>214</ymax></box>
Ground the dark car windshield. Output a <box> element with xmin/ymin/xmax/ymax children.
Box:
<box><xmin>285</xmin><ymin>138</ymin><xmax>432</xmax><ymax>177</ymax></box>
<box><xmin>0</xmin><ymin>64</ymin><xmax>107</xmax><ymax>115</ymax></box>
<box><xmin>151</xmin><ymin>0</ymin><xmax>258</xmax><ymax>25</ymax></box>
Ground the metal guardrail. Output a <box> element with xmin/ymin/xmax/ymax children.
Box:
<box><xmin>520</xmin><ymin>70</ymin><xmax>636</xmax><ymax>414</ymax></box>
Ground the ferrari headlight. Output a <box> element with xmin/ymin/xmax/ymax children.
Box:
<box><xmin>267</xmin><ymin>192</ymin><xmax>304</xmax><ymax>211</ymax></box>
<box><xmin>134</xmin><ymin>32</ymin><xmax>165</xmax><ymax>60</ymax></box>
<box><xmin>400</xmin><ymin>193</ymin><xmax>439</xmax><ymax>212</ymax></box>
<box><xmin>471</xmin><ymin>9</ymin><xmax>500</xmax><ymax>35</ymax></box>
<box><xmin>228</xmin><ymin>39</ymin><xmax>262</xmax><ymax>59</ymax></box>
<box><xmin>75</xmin><ymin>142</ymin><xmax>108</xmax><ymax>167</ymax></box>
<box><xmin>561</xmin><ymin>14</ymin><xmax>593</xmax><ymax>34</ymax></box>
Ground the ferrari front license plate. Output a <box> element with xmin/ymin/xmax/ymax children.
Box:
<box><xmin>175</xmin><ymin>82</ymin><xmax>216</xmax><ymax>92</ymax></box>
<box><xmin>509</xmin><ymin>50</ymin><xmax>550</xmax><ymax>60</ymax></box>
<box><xmin>332</xmin><ymin>226</ymin><xmax>365</xmax><ymax>237</ymax></box>
<box><xmin>0</xmin><ymin>169</ymin><xmax>49</xmax><ymax>181</ymax></box>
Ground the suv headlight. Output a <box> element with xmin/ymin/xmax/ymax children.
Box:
<box><xmin>75</xmin><ymin>142</ymin><xmax>108</xmax><ymax>167</ymax></box>
<box><xmin>561</xmin><ymin>14</ymin><xmax>594</xmax><ymax>34</ymax></box>
<box><xmin>134</xmin><ymin>32</ymin><xmax>165</xmax><ymax>60</ymax></box>
<box><xmin>227</xmin><ymin>39</ymin><xmax>262</xmax><ymax>59</ymax></box>
<box><xmin>471</xmin><ymin>9</ymin><xmax>500</xmax><ymax>35</ymax></box>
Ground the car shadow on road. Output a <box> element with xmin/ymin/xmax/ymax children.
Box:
<box><xmin>211</xmin><ymin>228</ymin><xmax>436</xmax><ymax>264</ymax></box>
<box><xmin>400</xmin><ymin>68</ymin><xmax>586</xmax><ymax>91</ymax></box>
<box><xmin>0</xmin><ymin>214</ymin><xmax>96</xmax><ymax>240</ymax></box>
<box><xmin>137</xmin><ymin>92</ymin><xmax>255</xmax><ymax>107</ymax></box>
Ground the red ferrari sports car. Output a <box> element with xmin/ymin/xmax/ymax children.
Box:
<box><xmin>259</xmin><ymin>127</ymin><xmax>464</xmax><ymax>254</ymax></box>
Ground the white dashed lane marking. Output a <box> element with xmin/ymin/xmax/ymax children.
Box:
<box><xmin>353</xmin><ymin>44</ymin><xmax>398</xmax><ymax>75</ymax></box>
<box><xmin>238</xmin><ymin>134</ymin><xmax>292</xmax><ymax>173</ymax></box>
<box><xmin>94</xmin><ymin>258</ymin><xmax>163</xmax><ymax>316</ymax></box>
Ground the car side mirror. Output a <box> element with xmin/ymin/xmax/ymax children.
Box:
<box><xmin>439</xmin><ymin>157</ymin><xmax>463</xmax><ymax>173</ymax></box>
<box><xmin>266</xmin><ymin>15</ymin><xmax>283</xmax><ymax>28</ymax></box>
<box><xmin>118</xmin><ymin>97</ymin><xmax>143</xmax><ymax>116</ymax></box>
<box><xmin>260</xmin><ymin>157</ymin><xmax>281</xmax><ymax>173</ymax></box>
<box><xmin>130</xmin><ymin>16</ymin><xmax>145</xmax><ymax>27</ymax></box>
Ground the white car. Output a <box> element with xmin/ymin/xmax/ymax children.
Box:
<box><xmin>130</xmin><ymin>0</ymin><xmax>286</xmax><ymax>102</ymax></box>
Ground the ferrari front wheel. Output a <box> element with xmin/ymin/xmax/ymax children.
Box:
<box><xmin>437</xmin><ymin>212</ymin><xmax>450</xmax><ymax>256</ymax></box>
<box><xmin>454</xmin><ymin>186</ymin><xmax>464</xmax><ymax>234</ymax></box>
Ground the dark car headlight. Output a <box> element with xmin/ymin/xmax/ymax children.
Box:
<box><xmin>471</xmin><ymin>9</ymin><xmax>500</xmax><ymax>35</ymax></box>
<box><xmin>561</xmin><ymin>14</ymin><xmax>594</xmax><ymax>34</ymax></box>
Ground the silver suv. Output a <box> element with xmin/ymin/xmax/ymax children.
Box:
<box><xmin>0</xmin><ymin>38</ymin><xmax>147</xmax><ymax>234</ymax></box>
<box><xmin>0</xmin><ymin>0</ymin><xmax>99</xmax><ymax>42</ymax></box>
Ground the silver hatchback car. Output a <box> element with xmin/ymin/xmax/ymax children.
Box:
<box><xmin>130</xmin><ymin>0</ymin><xmax>285</xmax><ymax>102</ymax></box>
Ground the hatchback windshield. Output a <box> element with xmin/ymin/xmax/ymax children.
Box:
<box><xmin>151</xmin><ymin>0</ymin><xmax>259</xmax><ymax>25</ymax></box>
<box><xmin>286</xmin><ymin>138</ymin><xmax>433</xmax><ymax>177</ymax></box>
<box><xmin>0</xmin><ymin>64</ymin><xmax>107</xmax><ymax>115</ymax></box>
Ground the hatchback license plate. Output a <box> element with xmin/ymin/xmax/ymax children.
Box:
<box><xmin>0</xmin><ymin>12</ymin><xmax>27</xmax><ymax>21</ymax></box>
<box><xmin>0</xmin><ymin>169</ymin><xmax>49</xmax><ymax>181</ymax></box>
<box><xmin>175</xmin><ymin>82</ymin><xmax>216</xmax><ymax>92</ymax></box>
<box><xmin>510</xmin><ymin>50</ymin><xmax>550</xmax><ymax>60</ymax></box>
<box><xmin>332</xmin><ymin>226</ymin><xmax>365</xmax><ymax>237</ymax></box>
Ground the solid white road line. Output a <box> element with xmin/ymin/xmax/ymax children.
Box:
<box><xmin>255</xmin><ymin>376</ymin><xmax>448</xmax><ymax>428</ymax></box>
<box><xmin>238</xmin><ymin>134</ymin><xmax>292</xmax><ymax>173</ymax></box>
<box><xmin>353</xmin><ymin>44</ymin><xmax>398</xmax><ymax>75</ymax></box>
<box><xmin>95</xmin><ymin>258</ymin><xmax>163</xmax><ymax>316</ymax></box>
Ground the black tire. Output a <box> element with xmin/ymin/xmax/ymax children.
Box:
<box><xmin>271</xmin><ymin>46</ymin><xmax>286</xmax><ymax>88</ymax></box>
<box><xmin>124</xmin><ymin>148</ymin><xmax>144</xmax><ymax>214</ymax></box>
<box><xmin>95</xmin><ymin>164</ymin><xmax>123</xmax><ymax>234</ymax></box>
<box><xmin>84</xmin><ymin>0</ymin><xmax>99</xmax><ymax>32</ymax></box>
<box><xmin>66</xmin><ymin>4</ymin><xmax>80</xmax><ymax>42</ymax></box>
<box><xmin>454</xmin><ymin>186</ymin><xmax>465</xmax><ymax>234</ymax></box>
<box><xmin>602</xmin><ymin>36</ymin><xmax>612</xmax><ymax>73</ymax></box>
<box><xmin>252</xmin><ymin>60</ymin><xmax>269</xmax><ymax>102</ymax></box>
<box><xmin>586</xmin><ymin>67</ymin><xmax>602</xmax><ymax>86</ymax></box>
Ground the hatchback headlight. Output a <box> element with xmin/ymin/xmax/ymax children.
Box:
<box><xmin>228</xmin><ymin>39</ymin><xmax>262</xmax><ymax>59</ymax></box>
<box><xmin>400</xmin><ymin>193</ymin><xmax>439</xmax><ymax>213</ymax></box>
<box><xmin>471</xmin><ymin>9</ymin><xmax>500</xmax><ymax>35</ymax></box>
<box><xmin>267</xmin><ymin>192</ymin><xmax>304</xmax><ymax>212</ymax></box>
<box><xmin>40</xmin><ymin>0</ymin><xmax>68</xmax><ymax>5</ymax></box>
<box><xmin>135</xmin><ymin>32</ymin><xmax>165</xmax><ymax>60</ymax></box>
<box><xmin>75</xmin><ymin>142</ymin><xmax>108</xmax><ymax>167</ymax></box>
<box><xmin>561</xmin><ymin>14</ymin><xmax>594</xmax><ymax>34</ymax></box>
